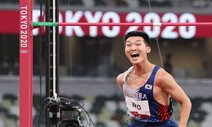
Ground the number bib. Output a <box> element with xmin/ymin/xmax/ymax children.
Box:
<box><xmin>125</xmin><ymin>96</ymin><xmax>151</xmax><ymax>117</ymax></box>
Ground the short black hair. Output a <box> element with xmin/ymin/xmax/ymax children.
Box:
<box><xmin>124</xmin><ymin>31</ymin><xmax>151</xmax><ymax>46</ymax></box>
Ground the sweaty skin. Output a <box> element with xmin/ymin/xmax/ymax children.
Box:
<box><xmin>117</xmin><ymin>36</ymin><xmax>191</xmax><ymax>127</ymax></box>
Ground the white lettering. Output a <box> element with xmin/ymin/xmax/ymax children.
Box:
<box><xmin>21</xmin><ymin>6</ymin><xmax>27</xmax><ymax>9</ymax></box>
<box><xmin>161</xmin><ymin>13</ymin><xmax>178</xmax><ymax>39</ymax></box>
<box><xmin>21</xmin><ymin>15</ymin><xmax>27</xmax><ymax>20</ymax></box>
<box><xmin>65</xmin><ymin>11</ymin><xmax>84</xmax><ymax>36</ymax></box>
<box><xmin>144</xmin><ymin>12</ymin><xmax>160</xmax><ymax>38</ymax></box>
<box><xmin>102</xmin><ymin>11</ymin><xmax>120</xmax><ymax>37</ymax></box>
<box><xmin>33</xmin><ymin>10</ymin><xmax>42</xmax><ymax>35</ymax></box>
<box><xmin>21</xmin><ymin>20</ymin><xmax>27</xmax><ymax>25</ymax></box>
<box><xmin>59</xmin><ymin>12</ymin><xmax>63</xmax><ymax>34</ymax></box>
<box><xmin>85</xmin><ymin>11</ymin><xmax>102</xmax><ymax>37</ymax></box>
<box><xmin>21</xmin><ymin>24</ymin><xmax>27</xmax><ymax>29</ymax></box>
<box><xmin>20</xmin><ymin>44</ymin><xmax>27</xmax><ymax>48</ymax></box>
<box><xmin>21</xmin><ymin>10</ymin><xmax>27</xmax><ymax>15</ymax></box>
<box><xmin>21</xmin><ymin>30</ymin><xmax>27</xmax><ymax>34</ymax></box>
<box><xmin>20</xmin><ymin>6</ymin><xmax>28</xmax><ymax>48</ymax></box>
<box><xmin>142</xmin><ymin>94</ymin><xmax>147</xmax><ymax>100</ymax></box>
<box><xmin>30</xmin><ymin>10</ymin><xmax>198</xmax><ymax>39</ymax></box>
<box><xmin>21</xmin><ymin>39</ymin><xmax>27</xmax><ymax>44</ymax></box>
<box><xmin>125</xmin><ymin>12</ymin><xmax>142</xmax><ymax>34</ymax></box>
<box><xmin>21</xmin><ymin>35</ymin><xmax>28</xmax><ymax>39</ymax></box>
<box><xmin>179</xmin><ymin>13</ymin><xmax>196</xmax><ymax>39</ymax></box>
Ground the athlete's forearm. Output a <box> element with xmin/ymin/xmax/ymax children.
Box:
<box><xmin>179</xmin><ymin>100</ymin><xmax>192</xmax><ymax>127</ymax></box>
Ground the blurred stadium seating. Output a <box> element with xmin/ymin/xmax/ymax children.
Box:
<box><xmin>0</xmin><ymin>93</ymin><xmax>212</xmax><ymax>127</ymax></box>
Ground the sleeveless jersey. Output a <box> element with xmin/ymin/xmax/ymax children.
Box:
<box><xmin>123</xmin><ymin>66</ymin><xmax>173</xmax><ymax>123</ymax></box>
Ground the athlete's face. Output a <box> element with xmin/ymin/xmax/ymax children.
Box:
<box><xmin>125</xmin><ymin>36</ymin><xmax>151</xmax><ymax>64</ymax></box>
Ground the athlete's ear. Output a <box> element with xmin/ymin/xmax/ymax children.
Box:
<box><xmin>146</xmin><ymin>46</ymin><xmax>151</xmax><ymax>54</ymax></box>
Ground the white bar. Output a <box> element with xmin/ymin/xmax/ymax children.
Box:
<box><xmin>53</xmin><ymin>0</ymin><xmax>57</xmax><ymax>99</ymax></box>
<box><xmin>153</xmin><ymin>23</ymin><xmax>162</xmax><ymax>26</ymax></box>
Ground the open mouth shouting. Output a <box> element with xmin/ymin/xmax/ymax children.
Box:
<box><xmin>131</xmin><ymin>53</ymin><xmax>139</xmax><ymax>60</ymax></box>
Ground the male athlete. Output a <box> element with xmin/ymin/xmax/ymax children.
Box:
<box><xmin>116</xmin><ymin>31</ymin><xmax>191</xmax><ymax>127</ymax></box>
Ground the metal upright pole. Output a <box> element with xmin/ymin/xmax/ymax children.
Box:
<box><xmin>45</xmin><ymin>0</ymin><xmax>60</xmax><ymax>126</ymax></box>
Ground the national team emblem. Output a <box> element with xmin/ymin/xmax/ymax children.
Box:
<box><xmin>145</xmin><ymin>84</ymin><xmax>152</xmax><ymax>90</ymax></box>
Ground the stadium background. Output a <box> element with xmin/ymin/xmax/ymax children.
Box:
<box><xmin>0</xmin><ymin>0</ymin><xmax>212</xmax><ymax>127</ymax></box>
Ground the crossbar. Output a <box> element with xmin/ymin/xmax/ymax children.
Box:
<box><xmin>33</xmin><ymin>22</ymin><xmax>212</xmax><ymax>27</ymax></box>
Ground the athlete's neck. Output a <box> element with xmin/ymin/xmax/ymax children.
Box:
<box><xmin>132</xmin><ymin>60</ymin><xmax>154</xmax><ymax>76</ymax></box>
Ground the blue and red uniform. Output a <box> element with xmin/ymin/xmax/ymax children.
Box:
<box><xmin>123</xmin><ymin>66</ymin><xmax>178</xmax><ymax>127</ymax></box>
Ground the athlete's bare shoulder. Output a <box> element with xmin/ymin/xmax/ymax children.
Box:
<box><xmin>116</xmin><ymin>71</ymin><xmax>128</xmax><ymax>89</ymax></box>
<box><xmin>155</xmin><ymin>68</ymin><xmax>178</xmax><ymax>89</ymax></box>
<box><xmin>155</xmin><ymin>67</ymin><xmax>175</xmax><ymax>87</ymax></box>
